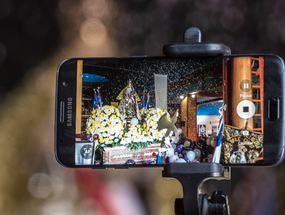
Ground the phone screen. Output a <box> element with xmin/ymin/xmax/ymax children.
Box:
<box><xmin>56</xmin><ymin>55</ymin><xmax>284</xmax><ymax>167</ymax></box>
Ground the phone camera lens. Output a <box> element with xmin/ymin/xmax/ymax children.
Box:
<box><xmin>63</xmin><ymin>82</ymin><xmax>68</xmax><ymax>87</ymax></box>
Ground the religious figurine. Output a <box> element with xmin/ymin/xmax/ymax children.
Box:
<box><xmin>116</xmin><ymin>80</ymin><xmax>141</xmax><ymax>121</ymax></box>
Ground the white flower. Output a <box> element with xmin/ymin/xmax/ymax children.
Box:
<box><xmin>86</xmin><ymin>105</ymin><xmax>124</xmax><ymax>146</ymax></box>
<box><xmin>121</xmin><ymin>138</ymin><xmax>128</xmax><ymax>145</ymax></box>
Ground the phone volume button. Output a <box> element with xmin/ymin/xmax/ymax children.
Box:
<box><xmin>267</xmin><ymin>98</ymin><xmax>279</xmax><ymax>121</ymax></box>
<box><xmin>60</xmin><ymin>101</ymin><xmax>65</xmax><ymax>123</ymax></box>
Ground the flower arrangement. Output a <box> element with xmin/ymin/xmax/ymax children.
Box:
<box><xmin>144</xmin><ymin>107</ymin><xmax>170</xmax><ymax>142</ymax></box>
<box><xmin>86</xmin><ymin>106</ymin><xmax>171</xmax><ymax>150</ymax></box>
<box><xmin>118</xmin><ymin>108</ymin><xmax>171</xmax><ymax>150</ymax></box>
<box><xmin>121</xmin><ymin>124</ymin><xmax>153</xmax><ymax>150</ymax></box>
<box><xmin>86</xmin><ymin>105</ymin><xmax>124</xmax><ymax>148</ymax></box>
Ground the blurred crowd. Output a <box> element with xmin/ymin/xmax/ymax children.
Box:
<box><xmin>1</xmin><ymin>0</ymin><xmax>285</xmax><ymax>214</ymax></box>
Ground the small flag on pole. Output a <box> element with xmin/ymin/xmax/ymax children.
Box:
<box><xmin>146</xmin><ymin>93</ymin><xmax>150</xmax><ymax>110</ymax></box>
<box><xmin>142</xmin><ymin>91</ymin><xmax>145</xmax><ymax>109</ymax></box>
<box><xmin>212</xmin><ymin>104</ymin><xmax>226</xmax><ymax>163</ymax></box>
<box><xmin>93</xmin><ymin>89</ymin><xmax>97</xmax><ymax>110</ymax></box>
<box><xmin>97</xmin><ymin>88</ymin><xmax>102</xmax><ymax>107</ymax></box>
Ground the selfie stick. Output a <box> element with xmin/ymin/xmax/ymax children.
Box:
<box><xmin>162</xmin><ymin>27</ymin><xmax>231</xmax><ymax>215</ymax></box>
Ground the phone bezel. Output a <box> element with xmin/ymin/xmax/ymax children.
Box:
<box><xmin>55</xmin><ymin>54</ymin><xmax>285</xmax><ymax>168</ymax></box>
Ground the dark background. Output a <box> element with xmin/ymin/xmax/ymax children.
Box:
<box><xmin>2</xmin><ymin>0</ymin><xmax>285</xmax><ymax>99</ymax></box>
<box><xmin>1</xmin><ymin>0</ymin><xmax>285</xmax><ymax>214</ymax></box>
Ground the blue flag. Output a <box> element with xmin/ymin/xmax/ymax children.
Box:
<box><xmin>212</xmin><ymin>115</ymin><xmax>224</xmax><ymax>163</ymax></box>
<box><xmin>146</xmin><ymin>94</ymin><xmax>150</xmax><ymax>110</ymax></box>
<box><xmin>96</xmin><ymin>89</ymin><xmax>101</xmax><ymax>107</ymax></box>
<box><xmin>142</xmin><ymin>92</ymin><xmax>145</xmax><ymax>109</ymax></box>
<box><xmin>93</xmin><ymin>90</ymin><xmax>97</xmax><ymax>110</ymax></box>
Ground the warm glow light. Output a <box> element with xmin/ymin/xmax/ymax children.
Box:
<box><xmin>191</xmin><ymin>94</ymin><xmax>196</xmax><ymax>98</ymax></box>
<box><xmin>82</xmin><ymin>0</ymin><xmax>109</xmax><ymax>19</ymax></box>
<box><xmin>180</xmin><ymin>95</ymin><xmax>184</xmax><ymax>99</ymax></box>
<box><xmin>28</xmin><ymin>173</ymin><xmax>52</xmax><ymax>198</ymax></box>
<box><xmin>80</xmin><ymin>18</ymin><xmax>108</xmax><ymax>47</ymax></box>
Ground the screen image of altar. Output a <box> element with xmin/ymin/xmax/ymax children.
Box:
<box><xmin>75</xmin><ymin>57</ymin><xmax>224</xmax><ymax>165</ymax></box>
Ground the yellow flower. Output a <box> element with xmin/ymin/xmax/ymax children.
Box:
<box><xmin>109</xmin><ymin>140</ymin><xmax>114</xmax><ymax>144</ymax></box>
<box><xmin>97</xmin><ymin>110</ymin><xmax>102</xmax><ymax>114</ymax></box>
<box><xmin>99</xmin><ymin>139</ymin><xmax>104</xmax><ymax>143</ymax></box>
<box><xmin>107</xmin><ymin>111</ymin><xmax>111</xmax><ymax>116</ymax></box>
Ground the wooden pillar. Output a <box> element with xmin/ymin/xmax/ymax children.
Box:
<box><xmin>76</xmin><ymin>60</ymin><xmax>83</xmax><ymax>136</ymax></box>
<box><xmin>187</xmin><ymin>94</ymin><xmax>198</xmax><ymax>141</ymax></box>
<box><xmin>231</xmin><ymin>57</ymin><xmax>253</xmax><ymax>130</ymax></box>
<box><xmin>180</xmin><ymin>94</ymin><xmax>198</xmax><ymax>141</ymax></box>
<box><xmin>181</xmin><ymin>97</ymin><xmax>188</xmax><ymax>138</ymax></box>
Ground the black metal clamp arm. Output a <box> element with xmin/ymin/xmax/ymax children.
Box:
<box><xmin>163</xmin><ymin>163</ymin><xmax>230</xmax><ymax>215</ymax></box>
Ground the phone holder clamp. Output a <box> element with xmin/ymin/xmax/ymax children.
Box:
<box><xmin>163</xmin><ymin>163</ymin><xmax>230</xmax><ymax>215</ymax></box>
<box><xmin>163</xmin><ymin>27</ymin><xmax>231</xmax><ymax>56</ymax></box>
<box><xmin>162</xmin><ymin>27</ymin><xmax>231</xmax><ymax>215</ymax></box>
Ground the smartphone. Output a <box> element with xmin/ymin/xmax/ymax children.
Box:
<box><xmin>55</xmin><ymin>54</ymin><xmax>285</xmax><ymax>168</ymax></box>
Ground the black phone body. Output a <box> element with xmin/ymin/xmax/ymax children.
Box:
<box><xmin>55</xmin><ymin>54</ymin><xmax>285</xmax><ymax>168</ymax></box>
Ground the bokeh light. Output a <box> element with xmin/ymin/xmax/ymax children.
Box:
<box><xmin>80</xmin><ymin>18</ymin><xmax>108</xmax><ymax>47</ymax></box>
<box><xmin>28</xmin><ymin>173</ymin><xmax>53</xmax><ymax>199</ymax></box>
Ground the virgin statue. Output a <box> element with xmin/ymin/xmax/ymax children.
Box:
<box><xmin>116</xmin><ymin>80</ymin><xmax>141</xmax><ymax>121</ymax></box>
